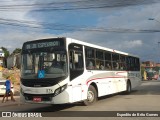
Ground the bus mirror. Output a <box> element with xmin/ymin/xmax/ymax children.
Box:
<box><xmin>74</xmin><ymin>54</ymin><xmax>78</xmax><ymax>63</ymax></box>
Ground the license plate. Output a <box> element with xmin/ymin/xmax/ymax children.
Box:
<box><xmin>33</xmin><ymin>97</ymin><xmax>42</xmax><ymax>102</ymax></box>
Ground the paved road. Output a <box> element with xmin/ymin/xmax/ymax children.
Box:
<box><xmin>0</xmin><ymin>80</ymin><xmax>160</xmax><ymax>119</ymax></box>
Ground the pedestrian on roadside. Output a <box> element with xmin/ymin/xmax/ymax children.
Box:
<box><xmin>2</xmin><ymin>76</ymin><xmax>15</xmax><ymax>103</ymax></box>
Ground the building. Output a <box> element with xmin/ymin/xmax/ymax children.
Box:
<box><xmin>142</xmin><ymin>61</ymin><xmax>155</xmax><ymax>67</ymax></box>
<box><xmin>0</xmin><ymin>49</ymin><xmax>4</xmax><ymax>66</ymax></box>
<box><xmin>141</xmin><ymin>61</ymin><xmax>160</xmax><ymax>80</ymax></box>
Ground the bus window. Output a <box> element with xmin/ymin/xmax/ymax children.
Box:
<box><xmin>113</xmin><ymin>62</ymin><xmax>119</xmax><ymax>70</ymax></box>
<box><xmin>105</xmin><ymin>61</ymin><xmax>112</xmax><ymax>70</ymax></box>
<box><xmin>85</xmin><ymin>47</ymin><xmax>95</xmax><ymax>70</ymax></box>
<box><xmin>105</xmin><ymin>52</ymin><xmax>112</xmax><ymax>70</ymax></box>
<box><xmin>96</xmin><ymin>50</ymin><xmax>104</xmax><ymax>70</ymax></box>
<box><xmin>119</xmin><ymin>55</ymin><xmax>126</xmax><ymax>70</ymax></box>
<box><xmin>86</xmin><ymin>59</ymin><xmax>95</xmax><ymax>70</ymax></box>
<box><xmin>112</xmin><ymin>53</ymin><xmax>120</xmax><ymax>70</ymax></box>
<box><xmin>112</xmin><ymin>53</ymin><xmax>119</xmax><ymax>62</ymax></box>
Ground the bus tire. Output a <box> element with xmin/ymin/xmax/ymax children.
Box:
<box><xmin>125</xmin><ymin>81</ymin><xmax>131</xmax><ymax>94</ymax></box>
<box><xmin>83</xmin><ymin>85</ymin><xmax>97</xmax><ymax>106</ymax></box>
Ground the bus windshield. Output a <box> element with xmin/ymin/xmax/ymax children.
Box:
<box><xmin>21</xmin><ymin>50</ymin><xmax>68</xmax><ymax>79</ymax></box>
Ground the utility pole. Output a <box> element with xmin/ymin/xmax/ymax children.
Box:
<box><xmin>158</xmin><ymin>42</ymin><xmax>160</xmax><ymax>76</ymax></box>
<box><xmin>158</xmin><ymin>42</ymin><xmax>160</xmax><ymax>63</ymax></box>
<box><xmin>148</xmin><ymin>18</ymin><xmax>160</xmax><ymax>62</ymax></box>
<box><xmin>148</xmin><ymin>18</ymin><xmax>160</xmax><ymax>79</ymax></box>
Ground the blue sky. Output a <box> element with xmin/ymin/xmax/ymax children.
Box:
<box><xmin>0</xmin><ymin>0</ymin><xmax>160</xmax><ymax>62</ymax></box>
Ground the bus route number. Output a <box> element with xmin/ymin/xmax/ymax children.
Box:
<box><xmin>46</xmin><ymin>89</ymin><xmax>53</xmax><ymax>93</ymax></box>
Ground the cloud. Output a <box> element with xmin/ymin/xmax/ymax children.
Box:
<box><xmin>0</xmin><ymin>29</ymin><xmax>55</xmax><ymax>52</ymax></box>
<box><xmin>0</xmin><ymin>0</ymin><xmax>34</xmax><ymax>20</ymax></box>
<box><xmin>114</xmin><ymin>40</ymin><xmax>143</xmax><ymax>50</ymax></box>
<box><xmin>97</xmin><ymin>2</ymin><xmax>160</xmax><ymax>29</ymax></box>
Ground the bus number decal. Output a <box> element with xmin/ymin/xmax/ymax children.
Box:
<box><xmin>46</xmin><ymin>89</ymin><xmax>53</xmax><ymax>93</ymax></box>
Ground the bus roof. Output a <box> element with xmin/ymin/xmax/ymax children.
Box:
<box><xmin>67</xmin><ymin>37</ymin><xmax>139</xmax><ymax>58</ymax></box>
<box><xmin>24</xmin><ymin>37</ymin><xmax>139</xmax><ymax>58</ymax></box>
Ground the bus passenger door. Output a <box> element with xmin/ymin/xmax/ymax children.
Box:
<box><xmin>68</xmin><ymin>43</ymin><xmax>84</xmax><ymax>102</ymax></box>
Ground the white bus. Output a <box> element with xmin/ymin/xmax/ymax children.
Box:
<box><xmin>20</xmin><ymin>37</ymin><xmax>141</xmax><ymax>105</ymax></box>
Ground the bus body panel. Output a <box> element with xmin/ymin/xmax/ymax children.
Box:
<box><xmin>85</xmin><ymin>70</ymin><xmax>127</xmax><ymax>96</ymax></box>
<box><xmin>128</xmin><ymin>71</ymin><xmax>141</xmax><ymax>89</ymax></box>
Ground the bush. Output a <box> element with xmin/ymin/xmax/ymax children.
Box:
<box><xmin>2</xmin><ymin>68</ymin><xmax>20</xmax><ymax>84</ymax></box>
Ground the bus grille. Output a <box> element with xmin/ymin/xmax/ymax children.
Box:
<box><xmin>21</xmin><ymin>77</ymin><xmax>66</xmax><ymax>87</ymax></box>
<box><xmin>24</xmin><ymin>93</ymin><xmax>54</xmax><ymax>101</ymax></box>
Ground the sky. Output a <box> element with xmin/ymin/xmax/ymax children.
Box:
<box><xmin>0</xmin><ymin>0</ymin><xmax>160</xmax><ymax>62</ymax></box>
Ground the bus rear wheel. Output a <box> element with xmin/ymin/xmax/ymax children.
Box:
<box><xmin>125</xmin><ymin>81</ymin><xmax>131</xmax><ymax>94</ymax></box>
<box><xmin>83</xmin><ymin>85</ymin><xmax>97</xmax><ymax>106</ymax></box>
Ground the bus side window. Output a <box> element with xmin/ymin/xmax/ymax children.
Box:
<box><xmin>70</xmin><ymin>51</ymin><xmax>83</xmax><ymax>70</ymax></box>
<box><xmin>96</xmin><ymin>61</ymin><xmax>100</xmax><ymax>69</ymax></box>
<box><xmin>106</xmin><ymin>63</ymin><xmax>111</xmax><ymax>70</ymax></box>
<box><xmin>87</xmin><ymin>60</ymin><xmax>94</xmax><ymax>70</ymax></box>
<box><xmin>115</xmin><ymin>62</ymin><xmax>119</xmax><ymax>70</ymax></box>
<box><xmin>85</xmin><ymin>47</ymin><xmax>95</xmax><ymax>70</ymax></box>
<box><xmin>100</xmin><ymin>62</ymin><xmax>104</xmax><ymax>70</ymax></box>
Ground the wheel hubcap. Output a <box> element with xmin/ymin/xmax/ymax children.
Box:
<box><xmin>87</xmin><ymin>91</ymin><xmax>94</xmax><ymax>102</ymax></box>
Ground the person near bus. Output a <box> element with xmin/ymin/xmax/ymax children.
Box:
<box><xmin>2</xmin><ymin>77</ymin><xmax>15</xmax><ymax>103</ymax></box>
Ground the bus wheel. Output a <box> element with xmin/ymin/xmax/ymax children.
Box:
<box><xmin>125</xmin><ymin>81</ymin><xmax>131</xmax><ymax>94</ymax></box>
<box><xmin>83</xmin><ymin>85</ymin><xmax>97</xmax><ymax>106</ymax></box>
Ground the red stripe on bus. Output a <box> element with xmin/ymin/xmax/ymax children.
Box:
<box><xmin>115</xmin><ymin>71</ymin><xmax>128</xmax><ymax>74</ymax></box>
<box><xmin>86</xmin><ymin>76</ymin><xmax>125</xmax><ymax>85</ymax></box>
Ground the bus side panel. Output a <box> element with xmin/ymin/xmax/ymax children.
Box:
<box><xmin>86</xmin><ymin>71</ymin><xmax>127</xmax><ymax>97</ymax></box>
<box><xmin>96</xmin><ymin>78</ymin><xmax>114</xmax><ymax>97</ymax></box>
<box><xmin>70</xmin><ymin>84</ymin><xmax>88</xmax><ymax>103</ymax></box>
<box><xmin>115</xmin><ymin>78</ymin><xmax>126</xmax><ymax>92</ymax></box>
<box><xmin>69</xmin><ymin>74</ymin><xmax>88</xmax><ymax>103</ymax></box>
<box><xmin>53</xmin><ymin>88</ymin><xmax>71</xmax><ymax>104</ymax></box>
<box><xmin>128</xmin><ymin>71</ymin><xmax>141</xmax><ymax>89</ymax></box>
<box><xmin>115</xmin><ymin>71</ymin><xmax>128</xmax><ymax>92</ymax></box>
<box><xmin>71</xmin><ymin>84</ymin><xmax>82</xmax><ymax>102</ymax></box>
<box><xmin>81</xmin><ymin>84</ymin><xmax>88</xmax><ymax>100</ymax></box>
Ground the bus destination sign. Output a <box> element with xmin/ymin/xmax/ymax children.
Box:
<box><xmin>25</xmin><ymin>41</ymin><xmax>61</xmax><ymax>49</ymax></box>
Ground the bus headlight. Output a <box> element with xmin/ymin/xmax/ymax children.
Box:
<box><xmin>20</xmin><ymin>88</ymin><xmax>24</xmax><ymax>96</ymax></box>
<box><xmin>61</xmin><ymin>84</ymin><xmax>67</xmax><ymax>92</ymax></box>
<box><xmin>54</xmin><ymin>88</ymin><xmax>61</xmax><ymax>96</ymax></box>
<box><xmin>54</xmin><ymin>84</ymin><xmax>67</xmax><ymax>96</ymax></box>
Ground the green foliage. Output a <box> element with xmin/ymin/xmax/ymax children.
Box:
<box><xmin>154</xmin><ymin>66</ymin><xmax>160</xmax><ymax>72</ymax></box>
<box><xmin>0</xmin><ymin>47</ymin><xmax>10</xmax><ymax>58</ymax></box>
<box><xmin>12</xmin><ymin>48</ymin><xmax>21</xmax><ymax>55</ymax></box>
<box><xmin>1</xmin><ymin>47</ymin><xmax>10</xmax><ymax>67</ymax></box>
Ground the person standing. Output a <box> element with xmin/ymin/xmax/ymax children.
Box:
<box><xmin>2</xmin><ymin>77</ymin><xmax>15</xmax><ymax>103</ymax></box>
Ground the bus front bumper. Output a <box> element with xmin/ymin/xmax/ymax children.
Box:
<box><xmin>20</xmin><ymin>90</ymin><xmax>70</xmax><ymax>104</ymax></box>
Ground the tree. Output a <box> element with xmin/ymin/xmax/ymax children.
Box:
<box><xmin>1</xmin><ymin>47</ymin><xmax>10</xmax><ymax>58</ymax></box>
<box><xmin>0</xmin><ymin>47</ymin><xmax>10</xmax><ymax>67</ymax></box>
<box><xmin>12</xmin><ymin>48</ymin><xmax>21</xmax><ymax>55</ymax></box>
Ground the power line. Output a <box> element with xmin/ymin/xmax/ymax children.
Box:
<box><xmin>0</xmin><ymin>0</ymin><xmax>159</xmax><ymax>11</ymax></box>
<box><xmin>0</xmin><ymin>18</ymin><xmax>160</xmax><ymax>33</ymax></box>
